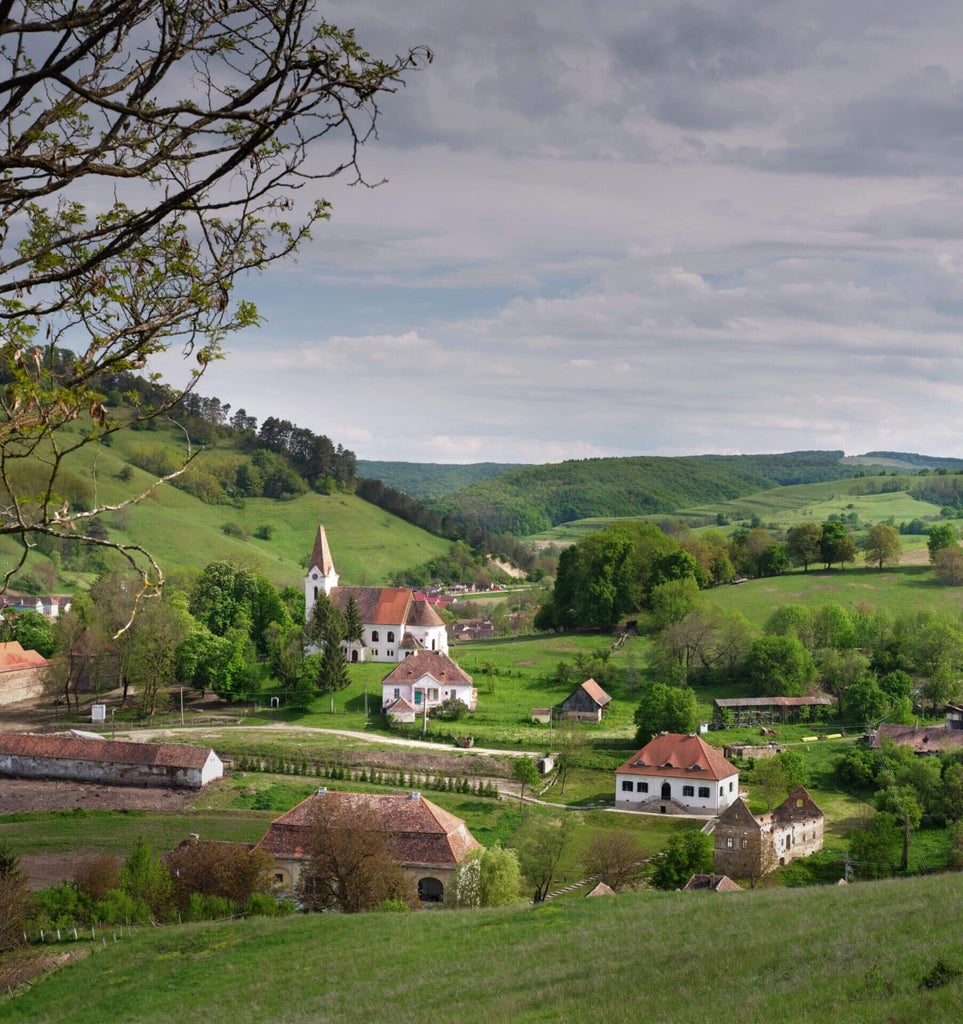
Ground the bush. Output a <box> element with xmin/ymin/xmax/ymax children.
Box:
<box><xmin>433</xmin><ymin>697</ymin><xmax>470</xmax><ymax>721</ymax></box>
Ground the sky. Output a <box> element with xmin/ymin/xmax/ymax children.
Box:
<box><xmin>186</xmin><ymin>0</ymin><xmax>963</xmax><ymax>465</ymax></box>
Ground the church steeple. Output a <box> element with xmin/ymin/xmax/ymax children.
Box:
<box><xmin>305</xmin><ymin>524</ymin><xmax>339</xmax><ymax>619</ymax></box>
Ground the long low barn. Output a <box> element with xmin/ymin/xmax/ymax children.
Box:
<box><xmin>0</xmin><ymin>733</ymin><xmax>223</xmax><ymax>790</ymax></box>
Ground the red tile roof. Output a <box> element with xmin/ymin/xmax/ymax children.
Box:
<box><xmin>255</xmin><ymin>790</ymin><xmax>480</xmax><ymax>869</ymax></box>
<box><xmin>616</xmin><ymin>733</ymin><xmax>737</xmax><ymax>781</ymax></box>
<box><xmin>683</xmin><ymin>873</ymin><xmax>742</xmax><ymax>892</ymax></box>
<box><xmin>381</xmin><ymin>651</ymin><xmax>473</xmax><ymax>687</ymax></box>
<box><xmin>0</xmin><ymin>733</ymin><xmax>217</xmax><ymax>770</ymax></box>
<box><xmin>0</xmin><ymin>641</ymin><xmax>48</xmax><ymax>672</ymax></box>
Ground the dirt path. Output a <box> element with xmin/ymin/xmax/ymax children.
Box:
<box><xmin>114</xmin><ymin>722</ymin><xmax>546</xmax><ymax>759</ymax></box>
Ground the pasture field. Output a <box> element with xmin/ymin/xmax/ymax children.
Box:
<box><xmin>5</xmin><ymin>871</ymin><xmax>963</xmax><ymax>1024</ymax></box>
<box><xmin>701</xmin><ymin>564</ymin><xmax>963</xmax><ymax>626</ymax></box>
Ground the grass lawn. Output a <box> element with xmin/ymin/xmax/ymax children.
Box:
<box><xmin>6</xmin><ymin>872</ymin><xmax>963</xmax><ymax>1024</ymax></box>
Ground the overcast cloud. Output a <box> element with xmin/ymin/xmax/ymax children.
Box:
<box><xmin>183</xmin><ymin>0</ymin><xmax>963</xmax><ymax>464</ymax></box>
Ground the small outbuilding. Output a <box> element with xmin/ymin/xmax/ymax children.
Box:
<box><xmin>559</xmin><ymin>678</ymin><xmax>612</xmax><ymax>723</ymax></box>
<box><xmin>0</xmin><ymin>733</ymin><xmax>223</xmax><ymax>790</ymax></box>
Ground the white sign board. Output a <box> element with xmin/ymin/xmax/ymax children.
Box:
<box><xmin>91</xmin><ymin>703</ymin><xmax>107</xmax><ymax>723</ymax></box>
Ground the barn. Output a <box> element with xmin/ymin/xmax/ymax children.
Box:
<box><xmin>0</xmin><ymin>733</ymin><xmax>223</xmax><ymax>790</ymax></box>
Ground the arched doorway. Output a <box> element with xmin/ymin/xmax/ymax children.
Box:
<box><xmin>661</xmin><ymin>782</ymin><xmax>671</xmax><ymax>800</ymax></box>
<box><xmin>418</xmin><ymin>877</ymin><xmax>444</xmax><ymax>903</ymax></box>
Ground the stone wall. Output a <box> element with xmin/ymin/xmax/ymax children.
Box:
<box><xmin>0</xmin><ymin>667</ymin><xmax>53</xmax><ymax>707</ymax></box>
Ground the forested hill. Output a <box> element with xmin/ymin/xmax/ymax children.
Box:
<box><xmin>425</xmin><ymin>451</ymin><xmax>863</xmax><ymax>536</ymax></box>
<box><xmin>355</xmin><ymin>461</ymin><xmax>527</xmax><ymax>498</ymax></box>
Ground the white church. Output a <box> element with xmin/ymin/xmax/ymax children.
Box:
<box><xmin>304</xmin><ymin>525</ymin><xmax>450</xmax><ymax>664</ymax></box>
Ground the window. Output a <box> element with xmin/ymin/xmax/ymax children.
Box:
<box><xmin>719</xmin><ymin>787</ymin><xmax>724</xmax><ymax>797</ymax></box>
<box><xmin>371</xmin><ymin>630</ymin><xmax>380</xmax><ymax>642</ymax></box>
<box><xmin>387</xmin><ymin>631</ymin><xmax>395</xmax><ymax>642</ymax></box>
<box><xmin>393</xmin><ymin>688</ymin><xmax>400</xmax><ymax>699</ymax></box>
<box><xmin>682</xmin><ymin>785</ymin><xmax>694</xmax><ymax>797</ymax></box>
<box><xmin>741</xmin><ymin>838</ymin><xmax>748</xmax><ymax>849</ymax></box>
<box><xmin>428</xmin><ymin>688</ymin><xmax>439</xmax><ymax>701</ymax></box>
<box><xmin>726</xmin><ymin>837</ymin><xmax>733</xmax><ymax>849</ymax></box>
<box><xmin>637</xmin><ymin>782</ymin><xmax>648</xmax><ymax>793</ymax></box>
<box><xmin>622</xmin><ymin>780</ymin><xmax>633</xmax><ymax>792</ymax></box>
<box><xmin>729</xmin><ymin>781</ymin><xmax>734</xmax><ymax>791</ymax></box>
<box><xmin>387</xmin><ymin>650</ymin><xmax>393</xmax><ymax>658</ymax></box>
<box><xmin>698</xmin><ymin>786</ymin><xmax>710</xmax><ymax>798</ymax></box>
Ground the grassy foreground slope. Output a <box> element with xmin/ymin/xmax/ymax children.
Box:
<box><xmin>7</xmin><ymin>873</ymin><xmax>961</xmax><ymax>1024</ymax></box>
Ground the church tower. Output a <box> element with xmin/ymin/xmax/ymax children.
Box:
<box><xmin>304</xmin><ymin>524</ymin><xmax>340</xmax><ymax>620</ymax></box>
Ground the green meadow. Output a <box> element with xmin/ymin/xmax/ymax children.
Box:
<box><xmin>5</xmin><ymin>872</ymin><xmax>962</xmax><ymax>1024</ymax></box>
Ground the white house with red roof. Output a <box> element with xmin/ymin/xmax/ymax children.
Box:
<box><xmin>381</xmin><ymin>650</ymin><xmax>477</xmax><ymax>717</ymax></box>
<box><xmin>304</xmin><ymin>525</ymin><xmax>449</xmax><ymax>664</ymax></box>
<box><xmin>615</xmin><ymin>732</ymin><xmax>739</xmax><ymax>815</ymax></box>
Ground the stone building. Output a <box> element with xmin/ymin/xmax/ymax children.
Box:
<box><xmin>255</xmin><ymin>789</ymin><xmax>480</xmax><ymax>904</ymax></box>
<box><xmin>0</xmin><ymin>641</ymin><xmax>51</xmax><ymax>706</ymax></box>
<box><xmin>713</xmin><ymin>786</ymin><xmax>823</xmax><ymax>880</ymax></box>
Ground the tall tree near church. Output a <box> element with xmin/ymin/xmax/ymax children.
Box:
<box><xmin>0</xmin><ymin>2</ymin><xmax>427</xmax><ymax>611</ymax></box>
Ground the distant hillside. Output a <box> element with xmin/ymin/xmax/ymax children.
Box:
<box><xmin>426</xmin><ymin>451</ymin><xmax>863</xmax><ymax>536</ymax></box>
<box><xmin>356</xmin><ymin>461</ymin><xmax>528</xmax><ymax>498</ymax></box>
<box><xmin>845</xmin><ymin>451</ymin><xmax>963</xmax><ymax>471</ymax></box>
<box><xmin>1</xmin><ymin>421</ymin><xmax>452</xmax><ymax>595</ymax></box>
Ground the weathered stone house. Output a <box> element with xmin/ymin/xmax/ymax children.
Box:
<box><xmin>0</xmin><ymin>733</ymin><xmax>223</xmax><ymax>789</ymax></box>
<box><xmin>713</xmin><ymin>786</ymin><xmax>824</xmax><ymax>879</ymax></box>
<box><xmin>254</xmin><ymin>789</ymin><xmax>480</xmax><ymax>903</ymax></box>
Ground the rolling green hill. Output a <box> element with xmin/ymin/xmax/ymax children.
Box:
<box><xmin>1</xmin><ymin>423</ymin><xmax>451</xmax><ymax>594</ymax></box>
<box><xmin>5</xmin><ymin>872</ymin><xmax>961</xmax><ymax>1023</ymax></box>
<box><xmin>427</xmin><ymin>451</ymin><xmax>864</xmax><ymax>536</ymax></box>
<box><xmin>356</xmin><ymin>460</ymin><xmax>527</xmax><ymax>498</ymax></box>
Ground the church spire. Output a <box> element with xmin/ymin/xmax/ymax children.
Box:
<box><xmin>305</xmin><ymin>524</ymin><xmax>339</xmax><ymax>620</ymax></box>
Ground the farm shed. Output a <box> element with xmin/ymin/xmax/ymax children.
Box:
<box><xmin>0</xmin><ymin>733</ymin><xmax>223</xmax><ymax>789</ymax></box>
<box><xmin>713</xmin><ymin>695</ymin><xmax>833</xmax><ymax>726</ymax></box>
<box><xmin>559</xmin><ymin>678</ymin><xmax>612</xmax><ymax>723</ymax></box>
<box><xmin>0</xmin><ymin>641</ymin><xmax>51</xmax><ymax>706</ymax></box>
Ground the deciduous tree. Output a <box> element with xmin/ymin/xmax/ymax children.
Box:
<box><xmin>0</xmin><ymin>2</ymin><xmax>426</xmax><ymax>604</ymax></box>
<box><xmin>512</xmin><ymin>756</ymin><xmax>540</xmax><ymax>807</ymax></box>
<box><xmin>296</xmin><ymin>797</ymin><xmax>415</xmax><ymax>913</ymax></box>
<box><xmin>581</xmin><ymin>831</ymin><xmax>646</xmax><ymax>892</ymax></box>
<box><xmin>650</xmin><ymin>829</ymin><xmax>713</xmax><ymax>890</ymax></box>
<box><xmin>633</xmin><ymin>682</ymin><xmax>698</xmax><ymax>746</ymax></box>
<box><xmin>863</xmin><ymin>523</ymin><xmax>902</xmax><ymax>570</ymax></box>
<box><xmin>518</xmin><ymin>816</ymin><xmax>575</xmax><ymax>903</ymax></box>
